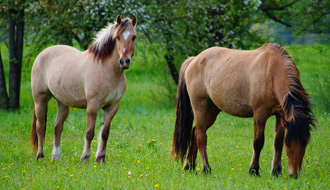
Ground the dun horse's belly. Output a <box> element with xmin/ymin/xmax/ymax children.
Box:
<box><xmin>48</xmin><ymin>84</ymin><xmax>87</xmax><ymax>108</ymax></box>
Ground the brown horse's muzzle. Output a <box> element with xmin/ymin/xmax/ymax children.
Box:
<box><xmin>119</xmin><ymin>58</ymin><xmax>131</xmax><ymax>70</ymax></box>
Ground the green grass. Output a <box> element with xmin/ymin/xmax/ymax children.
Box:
<box><xmin>0</xmin><ymin>44</ymin><xmax>330</xmax><ymax>189</ymax></box>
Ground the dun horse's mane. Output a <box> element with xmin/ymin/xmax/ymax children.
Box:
<box><xmin>271</xmin><ymin>44</ymin><xmax>316</xmax><ymax>147</ymax></box>
<box><xmin>88</xmin><ymin>18</ymin><xmax>133</xmax><ymax>61</ymax></box>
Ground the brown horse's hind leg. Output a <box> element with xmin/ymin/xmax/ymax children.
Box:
<box><xmin>271</xmin><ymin>114</ymin><xmax>285</xmax><ymax>176</ymax></box>
<box><xmin>52</xmin><ymin>100</ymin><xmax>69</xmax><ymax>161</ymax></box>
<box><xmin>249</xmin><ymin>109</ymin><xmax>269</xmax><ymax>176</ymax></box>
<box><xmin>81</xmin><ymin>103</ymin><xmax>99</xmax><ymax>162</ymax></box>
<box><xmin>191</xmin><ymin>98</ymin><xmax>220</xmax><ymax>174</ymax></box>
<box><xmin>184</xmin><ymin>127</ymin><xmax>197</xmax><ymax>171</ymax></box>
<box><xmin>34</xmin><ymin>94</ymin><xmax>51</xmax><ymax>160</ymax></box>
<box><xmin>96</xmin><ymin>103</ymin><xmax>119</xmax><ymax>163</ymax></box>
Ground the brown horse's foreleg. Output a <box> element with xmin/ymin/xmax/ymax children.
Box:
<box><xmin>81</xmin><ymin>105</ymin><xmax>98</xmax><ymax>162</ymax></box>
<box><xmin>272</xmin><ymin>114</ymin><xmax>285</xmax><ymax>176</ymax></box>
<box><xmin>96</xmin><ymin>104</ymin><xmax>119</xmax><ymax>163</ymax></box>
<box><xmin>249</xmin><ymin>110</ymin><xmax>268</xmax><ymax>176</ymax></box>
<box><xmin>52</xmin><ymin>101</ymin><xmax>69</xmax><ymax>161</ymax></box>
<box><xmin>184</xmin><ymin>127</ymin><xmax>197</xmax><ymax>171</ymax></box>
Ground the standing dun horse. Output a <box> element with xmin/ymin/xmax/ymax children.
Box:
<box><xmin>172</xmin><ymin>43</ymin><xmax>316</xmax><ymax>178</ymax></box>
<box><xmin>30</xmin><ymin>15</ymin><xmax>137</xmax><ymax>162</ymax></box>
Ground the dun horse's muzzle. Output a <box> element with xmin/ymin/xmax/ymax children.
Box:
<box><xmin>119</xmin><ymin>58</ymin><xmax>131</xmax><ymax>70</ymax></box>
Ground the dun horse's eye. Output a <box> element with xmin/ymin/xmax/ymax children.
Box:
<box><xmin>132</xmin><ymin>36</ymin><xmax>136</xmax><ymax>41</ymax></box>
<box><xmin>116</xmin><ymin>36</ymin><xmax>120</xmax><ymax>40</ymax></box>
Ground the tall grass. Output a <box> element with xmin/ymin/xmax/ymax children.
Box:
<box><xmin>0</xmin><ymin>44</ymin><xmax>329</xmax><ymax>189</ymax></box>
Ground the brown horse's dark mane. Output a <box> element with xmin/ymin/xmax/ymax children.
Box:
<box><xmin>271</xmin><ymin>44</ymin><xmax>316</xmax><ymax>147</ymax></box>
<box><xmin>88</xmin><ymin>18</ymin><xmax>133</xmax><ymax>61</ymax></box>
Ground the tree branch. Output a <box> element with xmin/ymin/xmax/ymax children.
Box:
<box><xmin>259</xmin><ymin>2</ymin><xmax>296</xmax><ymax>11</ymax></box>
<box><xmin>263</xmin><ymin>10</ymin><xmax>292</xmax><ymax>27</ymax></box>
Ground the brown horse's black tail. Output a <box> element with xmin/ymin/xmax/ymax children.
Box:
<box><xmin>171</xmin><ymin>57</ymin><xmax>195</xmax><ymax>163</ymax></box>
<box><xmin>274</xmin><ymin>45</ymin><xmax>317</xmax><ymax>147</ymax></box>
<box><xmin>30</xmin><ymin>106</ymin><xmax>47</xmax><ymax>154</ymax></box>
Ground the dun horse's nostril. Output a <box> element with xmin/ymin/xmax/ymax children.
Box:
<box><xmin>125</xmin><ymin>59</ymin><xmax>131</xmax><ymax>64</ymax></box>
<box><xmin>119</xmin><ymin>59</ymin><xmax>124</xmax><ymax>65</ymax></box>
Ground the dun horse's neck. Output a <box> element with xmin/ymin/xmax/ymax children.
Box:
<box><xmin>103</xmin><ymin>50</ymin><xmax>124</xmax><ymax>77</ymax></box>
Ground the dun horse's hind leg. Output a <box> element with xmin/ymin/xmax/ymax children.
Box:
<box><xmin>96</xmin><ymin>104</ymin><xmax>119</xmax><ymax>163</ymax></box>
<box><xmin>52</xmin><ymin>100</ymin><xmax>69</xmax><ymax>161</ymax></box>
<box><xmin>34</xmin><ymin>94</ymin><xmax>51</xmax><ymax>160</ymax></box>
<box><xmin>271</xmin><ymin>114</ymin><xmax>285</xmax><ymax>176</ymax></box>
<box><xmin>81</xmin><ymin>103</ymin><xmax>99</xmax><ymax>162</ymax></box>
<box><xmin>249</xmin><ymin>109</ymin><xmax>269</xmax><ymax>176</ymax></box>
<box><xmin>191</xmin><ymin>98</ymin><xmax>220</xmax><ymax>174</ymax></box>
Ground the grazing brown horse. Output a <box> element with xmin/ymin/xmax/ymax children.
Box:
<box><xmin>172</xmin><ymin>44</ymin><xmax>316</xmax><ymax>178</ymax></box>
<box><xmin>30</xmin><ymin>15</ymin><xmax>137</xmax><ymax>162</ymax></box>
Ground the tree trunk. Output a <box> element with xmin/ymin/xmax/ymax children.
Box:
<box><xmin>8</xmin><ymin>0</ymin><xmax>25</xmax><ymax>110</ymax></box>
<box><xmin>165</xmin><ymin>53</ymin><xmax>178</xmax><ymax>85</ymax></box>
<box><xmin>164</xmin><ymin>20</ymin><xmax>179</xmax><ymax>85</ymax></box>
<box><xmin>0</xmin><ymin>52</ymin><xmax>8</xmax><ymax>109</ymax></box>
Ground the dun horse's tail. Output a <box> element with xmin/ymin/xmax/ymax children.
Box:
<box><xmin>171</xmin><ymin>57</ymin><xmax>195</xmax><ymax>163</ymax></box>
<box><xmin>274</xmin><ymin>44</ymin><xmax>316</xmax><ymax>147</ymax></box>
<box><xmin>30</xmin><ymin>107</ymin><xmax>47</xmax><ymax>153</ymax></box>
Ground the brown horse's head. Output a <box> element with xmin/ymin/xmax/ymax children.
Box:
<box><xmin>114</xmin><ymin>15</ymin><xmax>137</xmax><ymax>69</ymax></box>
<box><xmin>284</xmin><ymin>128</ymin><xmax>307</xmax><ymax>178</ymax></box>
<box><xmin>282</xmin><ymin>91</ymin><xmax>316</xmax><ymax>178</ymax></box>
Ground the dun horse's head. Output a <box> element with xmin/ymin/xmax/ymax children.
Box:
<box><xmin>114</xmin><ymin>15</ymin><xmax>137</xmax><ymax>70</ymax></box>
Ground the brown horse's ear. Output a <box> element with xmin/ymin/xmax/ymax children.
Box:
<box><xmin>116</xmin><ymin>15</ymin><xmax>122</xmax><ymax>25</ymax></box>
<box><xmin>131</xmin><ymin>16</ymin><xmax>137</xmax><ymax>27</ymax></box>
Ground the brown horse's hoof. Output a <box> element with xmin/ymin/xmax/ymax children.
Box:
<box><xmin>36</xmin><ymin>152</ymin><xmax>44</xmax><ymax>160</ymax></box>
<box><xmin>184</xmin><ymin>163</ymin><xmax>196</xmax><ymax>171</ymax></box>
<box><xmin>249</xmin><ymin>168</ymin><xmax>260</xmax><ymax>177</ymax></box>
<box><xmin>202</xmin><ymin>167</ymin><xmax>211</xmax><ymax>175</ymax></box>
<box><xmin>271</xmin><ymin>168</ymin><xmax>282</xmax><ymax>177</ymax></box>
<box><xmin>80</xmin><ymin>154</ymin><xmax>90</xmax><ymax>163</ymax></box>
<box><xmin>289</xmin><ymin>174</ymin><xmax>298</xmax><ymax>179</ymax></box>
<box><xmin>96</xmin><ymin>155</ymin><xmax>105</xmax><ymax>163</ymax></box>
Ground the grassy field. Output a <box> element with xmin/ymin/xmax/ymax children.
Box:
<box><xmin>0</xmin><ymin>44</ymin><xmax>329</xmax><ymax>189</ymax></box>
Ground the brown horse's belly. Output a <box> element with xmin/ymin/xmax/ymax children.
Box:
<box><xmin>209</xmin><ymin>94</ymin><xmax>254</xmax><ymax>118</ymax></box>
<box><xmin>218</xmin><ymin>104</ymin><xmax>253</xmax><ymax>118</ymax></box>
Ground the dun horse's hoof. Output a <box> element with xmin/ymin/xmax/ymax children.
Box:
<box><xmin>249</xmin><ymin>168</ymin><xmax>260</xmax><ymax>177</ymax></box>
<box><xmin>271</xmin><ymin>168</ymin><xmax>282</xmax><ymax>177</ymax></box>
<box><xmin>96</xmin><ymin>155</ymin><xmax>105</xmax><ymax>163</ymax></box>
<box><xmin>36</xmin><ymin>152</ymin><xmax>44</xmax><ymax>160</ymax></box>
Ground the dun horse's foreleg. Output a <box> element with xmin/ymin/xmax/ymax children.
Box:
<box><xmin>34</xmin><ymin>95</ymin><xmax>50</xmax><ymax>160</ymax></box>
<box><xmin>271</xmin><ymin>114</ymin><xmax>285</xmax><ymax>176</ymax></box>
<box><xmin>96</xmin><ymin>104</ymin><xmax>119</xmax><ymax>163</ymax></box>
<box><xmin>81</xmin><ymin>105</ymin><xmax>98</xmax><ymax>162</ymax></box>
<box><xmin>249</xmin><ymin>110</ymin><xmax>268</xmax><ymax>176</ymax></box>
<box><xmin>52</xmin><ymin>101</ymin><xmax>69</xmax><ymax>161</ymax></box>
<box><xmin>35</xmin><ymin>104</ymin><xmax>47</xmax><ymax>159</ymax></box>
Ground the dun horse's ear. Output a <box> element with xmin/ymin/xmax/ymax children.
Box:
<box><xmin>131</xmin><ymin>16</ymin><xmax>137</xmax><ymax>27</ymax></box>
<box><xmin>116</xmin><ymin>15</ymin><xmax>122</xmax><ymax>25</ymax></box>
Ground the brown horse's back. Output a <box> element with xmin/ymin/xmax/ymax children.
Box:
<box><xmin>185</xmin><ymin>45</ymin><xmax>289</xmax><ymax>117</ymax></box>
